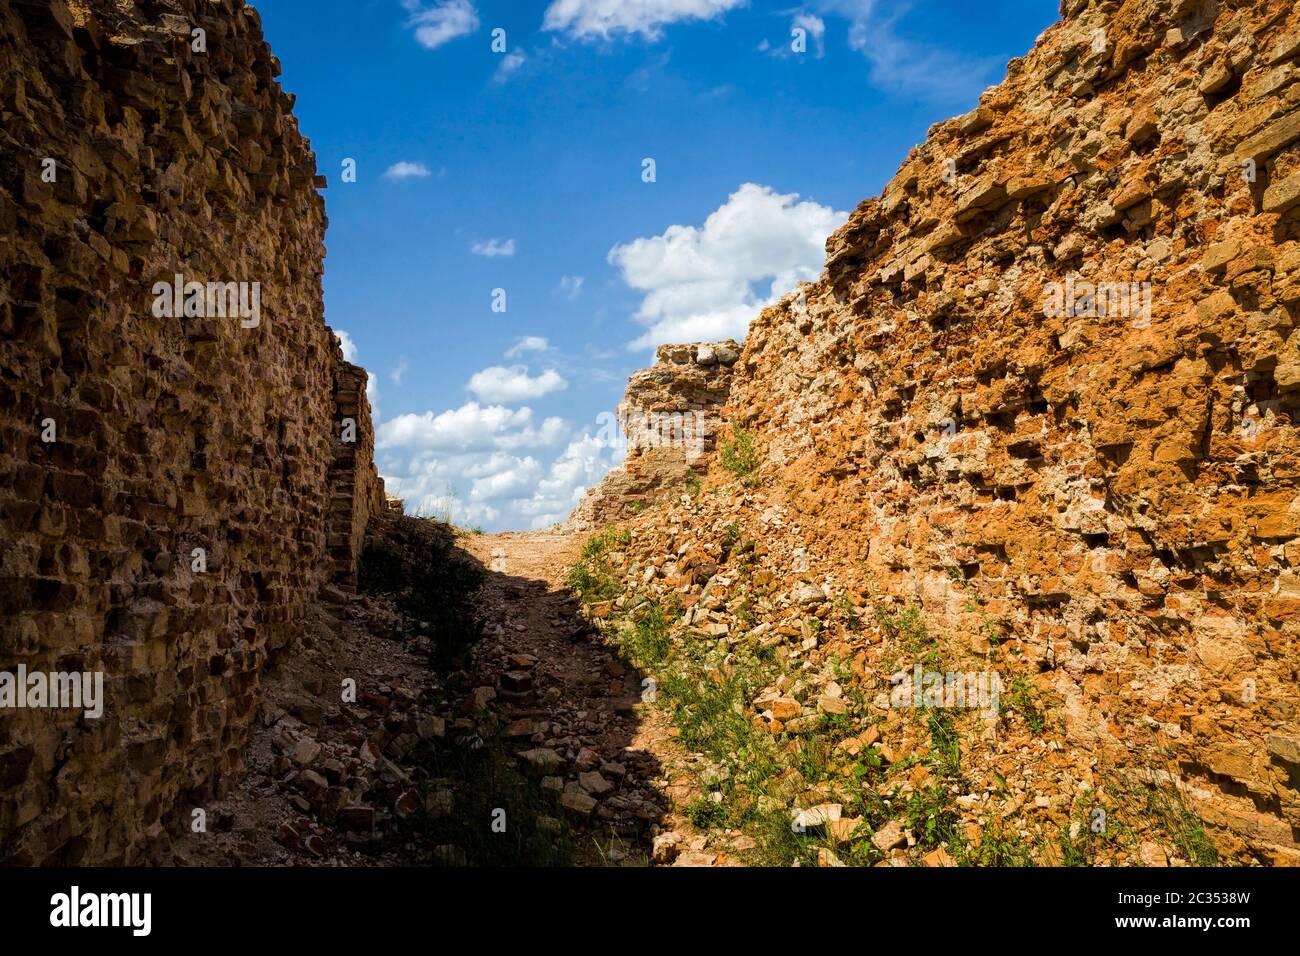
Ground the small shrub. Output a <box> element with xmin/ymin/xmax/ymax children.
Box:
<box><xmin>687</xmin><ymin>797</ymin><xmax>730</xmax><ymax>830</ymax></box>
<box><xmin>720</xmin><ymin>428</ymin><xmax>762</xmax><ymax>484</ymax></box>
<box><xmin>566</xmin><ymin>529</ymin><xmax>627</xmax><ymax>600</ymax></box>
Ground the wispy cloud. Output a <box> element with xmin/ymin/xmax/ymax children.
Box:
<box><xmin>401</xmin><ymin>0</ymin><xmax>479</xmax><ymax>50</ymax></box>
<box><xmin>471</xmin><ymin>237</ymin><xmax>516</xmax><ymax>257</ymax></box>
<box><xmin>793</xmin><ymin>13</ymin><xmax>825</xmax><ymax>57</ymax></box>
<box><xmin>505</xmin><ymin>336</ymin><xmax>551</xmax><ymax>359</ymax></box>
<box><xmin>493</xmin><ymin>48</ymin><xmax>528</xmax><ymax>83</ymax></box>
<box><xmin>820</xmin><ymin>0</ymin><xmax>1006</xmax><ymax>106</ymax></box>
<box><xmin>383</xmin><ymin>161</ymin><xmax>433</xmax><ymax>179</ymax></box>
<box><xmin>542</xmin><ymin>0</ymin><xmax>747</xmax><ymax>41</ymax></box>
<box><xmin>556</xmin><ymin>275</ymin><xmax>584</xmax><ymax>299</ymax></box>
<box><xmin>762</xmin><ymin>13</ymin><xmax>825</xmax><ymax>58</ymax></box>
<box><xmin>388</xmin><ymin>357</ymin><xmax>409</xmax><ymax>386</ymax></box>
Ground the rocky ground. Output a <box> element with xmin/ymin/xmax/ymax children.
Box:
<box><xmin>559</xmin><ymin>459</ymin><xmax>1254</xmax><ymax>868</ymax></box>
<box><xmin>458</xmin><ymin>531</ymin><xmax>753</xmax><ymax>866</ymax></box>
<box><xmin>165</xmin><ymin>504</ymin><xmax>1248</xmax><ymax>868</ymax></box>
<box><xmin>160</xmin><ymin>498</ymin><xmax>1255</xmax><ymax>868</ymax></box>
<box><xmin>168</xmin><ymin>518</ymin><xmax>741</xmax><ymax>867</ymax></box>
<box><xmin>154</xmin><ymin>459</ymin><xmax>1296</xmax><ymax>870</ymax></box>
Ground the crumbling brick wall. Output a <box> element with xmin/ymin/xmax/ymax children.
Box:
<box><xmin>327</xmin><ymin>361</ymin><xmax>382</xmax><ymax>590</ymax></box>
<box><xmin>723</xmin><ymin>0</ymin><xmax>1300</xmax><ymax>861</ymax></box>
<box><xmin>0</xmin><ymin>0</ymin><xmax>378</xmax><ymax>863</ymax></box>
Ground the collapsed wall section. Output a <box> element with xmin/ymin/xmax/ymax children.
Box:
<box><xmin>569</xmin><ymin>341</ymin><xmax>738</xmax><ymax>529</ymax></box>
<box><xmin>0</xmin><ymin>0</ymin><xmax>378</xmax><ymax>863</ymax></box>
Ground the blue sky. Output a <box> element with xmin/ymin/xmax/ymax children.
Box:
<box><xmin>258</xmin><ymin>0</ymin><xmax>1059</xmax><ymax>530</ymax></box>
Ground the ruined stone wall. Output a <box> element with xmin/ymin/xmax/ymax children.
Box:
<box><xmin>0</xmin><ymin>0</ymin><xmax>377</xmax><ymax>863</ymax></box>
<box><xmin>718</xmin><ymin>0</ymin><xmax>1300</xmax><ymax>860</ymax></box>
<box><xmin>569</xmin><ymin>342</ymin><xmax>738</xmax><ymax>529</ymax></box>
<box><xmin>326</xmin><ymin>361</ymin><xmax>382</xmax><ymax>590</ymax></box>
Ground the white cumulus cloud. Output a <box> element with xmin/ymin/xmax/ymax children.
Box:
<box><xmin>402</xmin><ymin>0</ymin><xmax>479</xmax><ymax>49</ymax></box>
<box><xmin>608</xmin><ymin>182</ymin><xmax>846</xmax><ymax>349</ymax></box>
<box><xmin>334</xmin><ymin>329</ymin><xmax>357</xmax><ymax>362</ymax></box>
<box><xmin>376</xmin><ymin>404</ymin><xmax>606</xmax><ymax>530</ymax></box>
<box><xmin>511</xmin><ymin>432</ymin><xmax>626</xmax><ymax>528</ymax></box>
<box><xmin>383</xmin><ymin>161</ymin><xmax>432</xmax><ymax>179</ymax></box>
<box><xmin>467</xmin><ymin>365</ymin><xmax>568</xmax><ymax>403</ymax></box>
<box><xmin>542</xmin><ymin>0</ymin><xmax>746</xmax><ymax>40</ymax></box>
<box><xmin>470</xmin><ymin>457</ymin><xmax>543</xmax><ymax>501</ymax></box>
<box><xmin>377</xmin><ymin>402</ymin><xmax>567</xmax><ymax>453</ymax></box>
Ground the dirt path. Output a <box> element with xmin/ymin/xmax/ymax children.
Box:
<box><xmin>461</xmin><ymin>531</ymin><xmax>733</xmax><ymax>866</ymax></box>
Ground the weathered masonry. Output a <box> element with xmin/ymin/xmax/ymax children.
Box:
<box><xmin>0</xmin><ymin>0</ymin><xmax>382</xmax><ymax>863</ymax></box>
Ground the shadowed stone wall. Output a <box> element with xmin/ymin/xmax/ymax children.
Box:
<box><xmin>0</xmin><ymin>0</ymin><xmax>381</xmax><ymax>863</ymax></box>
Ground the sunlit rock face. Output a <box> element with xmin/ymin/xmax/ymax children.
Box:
<box><xmin>598</xmin><ymin>0</ymin><xmax>1300</xmax><ymax>862</ymax></box>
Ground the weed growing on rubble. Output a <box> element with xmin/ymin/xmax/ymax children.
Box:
<box><xmin>585</xmin><ymin>527</ymin><xmax>631</xmax><ymax>555</ymax></box>
<box><xmin>1003</xmin><ymin>677</ymin><xmax>1047</xmax><ymax>735</ymax></box>
<box><xmin>1056</xmin><ymin>822</ymin><xmax>1100</xmax><ymax>866</ymax></box>
<box><xmin>600</xmin><ymin>592</ymin><xmax>803</xmax><ymax>857</ymax></box>
<box><xmin>732</xmin><ymin>591</ymin><xmax>758</xmax><ymax>627</ymax></box>
<box><xmin>960</xmin><ymin>818</ymin><xmax>1036</xmax><ymax>866</ymax></box>
<box><xmin>924</xmin><ymin>710</ymin><xmax>964</xmax><ymax>781</ymax></box>
<box><xmin>1133</xmin><ymin>777</ymin><xmax>1220</xmax><ymax>866</ymax></box>
<box><xmin>834</xmin><ymin>591</ymin><xmax>861</xmax><ymax>630</ymax></box>
<box><xmin>567</xmin><ymin>561</ymin><xmax>619</xmax><ymax>601</ymax></box>
<box><xmin>629</xmin><ymin>600</ymin><xmax>674</xmax><ymax>662</ymax></box>
<box><xmin>903</xmin><ymin>785</ymin><xmax>963</xmax><ymax>850</ymax></box>
<box><xmin>875</xmin><ymin>603</ymin><xmax>944</xmax><ymax>672</ymax></box>
<box><xmin>946</xmin><ymin>566</ymin><xmax>1003</xmax><ymax>646</ymax></box>
<box><xmin>565</xmin><ymin>529</ymin><xmax>628</xmax><ymax>601</ymax></box>
<box><xmin>568</xmin><ymin>544</ymin><xmax>1112</xmax><ymax>868</ymax></box>
<box><xmin>791</xmin><ymin>735</ymin><xmax>834</xmax><ymax>783</ymax></box>
<box><xmin>580</xmin><ymin>568</ymin><xmax>941</xmax><ymax>865</ymax></box>
<box><xmin>720</xmin><ymin>427</ymin><xmax>763</xmax><ymax>485</ymax></box>
<box><xmin>876</xmin><ymin>604</ymin><xmax>928</xmax><ymax>648</ymax></box>
<box><xmin>720</xmin><ymin>521</ymin><xmax>742</xmax><ymax>555</ymax></box>
<box><xmin>686</xmin><ymin>797</ymin><xmax>730</xmax><ymax>829</ymax></box>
